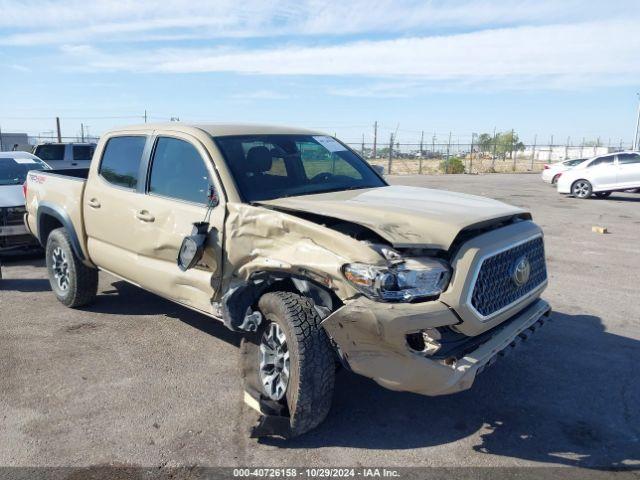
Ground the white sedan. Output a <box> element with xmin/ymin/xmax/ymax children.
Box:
<box><xmin>557</xmin><ymin>151</ymin><xmax>640</xmax><ymax>199</ymax></box>
<box><xmin>541</xmin><ymin>158</ymin><xmax>586</xmax><ymax>184</ymax></box>
<box><xmin>1</xmin><ymin>151</ymin><xmax>50</xmax><ymax>253</ymax></box>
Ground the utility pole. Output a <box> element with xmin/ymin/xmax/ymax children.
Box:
<box><xmin>419</xmin><ymin>130</ymin><xmax>424</xmax><ymax>156</ymax></box>
<box><xmin>549</xmin><ymin>135</ymin><xmax>553</xmax><ymax>162</ymax></box>
<box><xmin>361</xmin><ymin>134</ymin><xmax>365</xmax><ymax>156</ymax></box>
<box><xmin>491</xmin><ymin>127</ymin><xmax>497</xmax><ymax>169</ymax></box>
<box><xmin>144</xmin><ymin>109</ymin><xmax>148</xmax><ymax>123</ymax></box>
<box><xmin>446</xmin><ymin>131</ymin><xmax>452</xmax><ymax>173</ymax></box>
<box><xmin>372</xmin><ymin>121</ymin><xmax>378</xmax><ymax>159</ymax></box>
<box><xmin>56</xmin><ymin>117</ymin><xmax>62</xmax><ymax>143</ymax></box>
<box><xmin>580</xmin><ymin>137</ymin><xmax>585</xmax><ymax>158</ymax></box>
<box><xmin>633</xmin><ymin>93</ymin><xmax>640</xmax><ymax>151</ymax></box>
<box><xmin>387</xmin><ymin>133</ymin><xmax>394</xmax><ymax>175</ymax></box>
<box><xmin>431</xmin><ymin>133</ymin><xmax>436</xmax><ymax>157</ymax></box>
<box><xmin>565</xmin><ymin>136</ymin><xmax>570</xmax><ymax>159</ymax></box>
<box><xmin>470</xmin><ymin>133</ymin><xmax>476</xmax><ymax>174</ymax></box>
<box><xmin>80</xmin><ymin>123</ymin><xmax>85</xmax><ymax>142</ymax></box>
<box><xmin>530</xmin><ymin>134</ymin><xmax>537</xmax><ymax>169</ymax></box>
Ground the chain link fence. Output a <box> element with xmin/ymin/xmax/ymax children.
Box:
<box><xmin>346</xmin><ymin>142</ymin><xmax>633</xmax><ymax>175</ymax></box>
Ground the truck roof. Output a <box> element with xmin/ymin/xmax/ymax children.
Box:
<box><xmin>112</xmin><ymin>122</ymin><xmax>326</xmax><ymax>137</ymax></box>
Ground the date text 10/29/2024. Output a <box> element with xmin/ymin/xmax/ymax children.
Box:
<box><xmin>233</xmin><ymin>468</ymin><xmax>401</xmax><ymax>478</ymax></box>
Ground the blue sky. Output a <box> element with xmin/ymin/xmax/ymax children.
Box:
<box><xmin>0</xmin><ymin>0</ymin><xmax>639</xmax><ymax>146</ymax></box>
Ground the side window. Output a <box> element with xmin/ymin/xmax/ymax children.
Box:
<box><xmin>99</xmin><ymin>136</ymin><xmax>146</xmax><ymax>189</ymax></box>
<box><xmin>73</xmin><ymin>145</ymin><xmax>95</xmax><ymax>161</ymax></box>
<box><xmin>148</xmin><ymin>137</ymin><xmax>211</xmax><ymax>204</ymax></box>
<box><xmin>618</xmin><ymin>153</ymin><xmax>640</xmax><ymax>164</ymax></box>
<box><xmin>588</xmin><ymin>156</ymin><xmax>614</xmax><ymax>167</ymax></box>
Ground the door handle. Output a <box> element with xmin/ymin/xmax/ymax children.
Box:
<box><xmin>135</xmin><ymin>210</ymin><xmax>155</xmax><ymax>222</ymax></box>
<box><xmin>87</xmin><ymin>198</ymin><xmax>101</xmax><ymax>209</ymax></box>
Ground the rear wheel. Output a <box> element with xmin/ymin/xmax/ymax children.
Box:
<box><xmin>595</xmin><ymin>191</ymin><xmax>611</xmax><ymax>199</ymax></box>
<box><xmin>552</xmin><ymin>174</ymin><xmax>561</xmax><ymax>185</ymax></box>
<box><xmin>45</xmin><ymin>228</ymin><xmax>98</xmax><ymax>307</ymax></box>
<box><xmin>248</xmin><ymin>291</ymin><xmax>335</xmax><ymax>437</ymax></box>
<box><xmin>572</xmin><ymin>180</ymin><xmax>593</xmax><ymax>199</ymax></box>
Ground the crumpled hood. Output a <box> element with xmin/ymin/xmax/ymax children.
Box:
<box><xmin>258</xmin><ymin>185</ymin><xmax>529</xmax><ymax>250</ymax></box>
<box><xmin>0</xmin><ymin>185</ymin><xmax>25</xmax><ymax>208</ymax></box>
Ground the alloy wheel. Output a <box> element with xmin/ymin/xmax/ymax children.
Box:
<box><xmin>51</xmin><ymin>246</ymin><xmax>70</xmax><ymax>291</ymax></box>
<box><xmin>259</xmin><ymin>321</ymin><xmax>290</xmax><ymax>401</ymax></box>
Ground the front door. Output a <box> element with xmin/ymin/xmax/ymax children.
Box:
<box><xmin>132</xmin><ymin>133</ymin><xmax>225</xmax><ymax>314</ymax></box>
<box><xmin>616</xmin><ymin>153</ymin><xmax>640</xmax><ymax>188</ymax></box>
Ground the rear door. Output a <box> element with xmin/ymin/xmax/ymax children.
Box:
<box><xmin>616</xmin><ymin>153</ymin><xmax>640</xmax><ymax>188</ymax></box>
<box><xmin>83</xmin><ymin>134</ymin><xmax>150</xmax><ymax>281</ymax></box>
<box><xmin>586</xmin><ymin>155</ymin><xmax>616</xmax><ymax>190</ymax></box>
<box><xmin>131</xmin><ymin>132</ymin><xmax>226</xmax><ymax>314</ymax></box>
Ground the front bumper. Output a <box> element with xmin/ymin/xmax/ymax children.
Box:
<box><xmin>322</xmin><ymin>297</ymin><xmax>551</xmax><ymax>396</ymax></box>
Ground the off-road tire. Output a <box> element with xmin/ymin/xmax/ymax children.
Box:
<box><xmin>257</xmin><ymin>291</ymin><xmax>335</xmax><ymax>436</ymax></box>
<box><xmin>46</xmin><ymin>228</ymin><xmax>98</xmax><ymax>307</ymax></box>
<box><xmin>572</xmin><ymin>180</ymin><xmax>593</xmax><ymax>199</ymax></box>
<box><xmin>595</xmin><ymin>191</ymin><xmax>611</xmax><ymax>199</ymax></box>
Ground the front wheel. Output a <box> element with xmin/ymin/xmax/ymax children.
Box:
<box><xmin>249</xmin><ymin>291</ymin><xmax>335</xmax><ymax>437</ymax></box>
<box><xmin>572</xmin><ymin>180</ymin><xmax>593</xmax><ymax>199</ymax></box>
<box><xmin>45</xmin><ymin>228</ymin><xmax>98</xmax><ymax>307</ymax></box>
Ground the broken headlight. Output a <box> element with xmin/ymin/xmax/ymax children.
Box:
<box><xmin>342</xmin><ymin>258</ymin><xmax>450</xmax><ymax>302</ymax></box>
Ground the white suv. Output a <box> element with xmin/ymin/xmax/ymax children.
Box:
<box><xmin>33</xmin><ymin>143</ymin><xmax>96</xmax><ymax>169</ymax></box>
<box><xmin>557</xmin><ymin>152</ymin><xmax>640</xmax><ymax>199</ymax></box>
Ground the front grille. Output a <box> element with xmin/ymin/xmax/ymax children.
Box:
<box><xmin>471</xmin><ymin>236</ymin><xmax>547</xmax><ymax>318</ymax></box>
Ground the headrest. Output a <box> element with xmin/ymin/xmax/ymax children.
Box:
<box><xmin>245</xmin><ymin>146</ymin><xmax>272</xmax><ymax>173</ymax></box>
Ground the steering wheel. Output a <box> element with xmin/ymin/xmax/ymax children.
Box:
<box><xmin>310</xmin><ymin>172</ymin><xmax>334</xmax><ymax>184</ymax></box>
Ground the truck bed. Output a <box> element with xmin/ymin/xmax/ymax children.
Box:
<box><xmin>25</xmin><ymin>168</ymin><xmax>90</xmax><ymax>260</ymax></box>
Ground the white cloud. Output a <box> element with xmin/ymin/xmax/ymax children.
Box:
<box><xmin>0</xmin><ymin>0</ymin><xmax>636</xmax><ymax>45</ymax></box>
<box><xmin>57</xmin><ymin>20</ymin><xmax>640</xmax><ymax>90</ymax></box>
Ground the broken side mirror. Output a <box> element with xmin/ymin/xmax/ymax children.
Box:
<box><xmin>177</xmin><ymin>222</ymin><xmax>209</xmax><ymax>271</ymax></box>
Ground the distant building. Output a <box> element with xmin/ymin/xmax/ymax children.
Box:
<box><xmin>521</xmin><ymin>145</ymin><xmax>614</xmax><ymax>162</ymax></box>
<box><xmin>0</xmin><ymin>132</ymin><xmax>30</xmax><ymax>152</ymax></box>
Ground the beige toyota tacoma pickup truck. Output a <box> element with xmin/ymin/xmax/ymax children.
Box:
<box><xmin>25</xmin><ymin>123</ymin><xmax>550</xmax><ymax>437</ymax></box>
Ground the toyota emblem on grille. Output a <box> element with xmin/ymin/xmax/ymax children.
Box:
<box><xmin>512</xmin><ymin>256</ymin><xmax>531</xmax><ymax>287</ymax></box>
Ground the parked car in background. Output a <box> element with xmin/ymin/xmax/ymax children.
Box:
<box><xmin>557</xmin><ymin>152</ymin><xmax>640</xmax><ymax>199</ymax></box>
<box><xmin>0</xmin><ymin>152</ymin><xmax>50</xmax><ymax>254</ymax></box>
<box><xmin>33</xmin><ymin>142</ymin><xmax>96</xmax><ymax>169</ymax></box>
<box><xmin>541</xmin><ymin>158</ymin><xmax>586</xmax><ymax>184</ymax></box>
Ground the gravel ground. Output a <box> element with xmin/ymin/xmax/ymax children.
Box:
<box><xmin>1</xmin><ymin>174</ymin><xmax>639</xmax><ymax>471</ymax></box>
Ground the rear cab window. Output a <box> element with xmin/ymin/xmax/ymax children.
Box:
<box><xmin>99</xmin><ymin>136</ymin><xmax>147</xmax><ymax>189</ymax></box>
<box><xmin>34</xmin><ymin>144</ymin><xmax>65</xmax><ymax>162</ymax></box>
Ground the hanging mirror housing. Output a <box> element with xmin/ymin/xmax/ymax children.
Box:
<box><xmin>177</xmin><ymin>222</ymin><xmax>209</xmax><ymax>271</ymax></box>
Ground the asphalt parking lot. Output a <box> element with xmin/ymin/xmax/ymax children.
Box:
<box><xmin>1</xmin><ymin>174</ymin><xmax>639</xmax><ymax>470</ymax></box>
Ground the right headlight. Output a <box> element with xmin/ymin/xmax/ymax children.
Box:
<box><xmin>342</xmin><ymin>258</ymin><xmax>451</xmax><ymax>302</ymax></box>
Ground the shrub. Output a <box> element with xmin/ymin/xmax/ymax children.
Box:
<box><xmin>439</xmin><ymin>157</ymin><xmax>465</xmax><ymax>174</ymax></box>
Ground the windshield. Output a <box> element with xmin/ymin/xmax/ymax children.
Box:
<box><xmin>0</xmin><ymin>157</ymin><xmax>49</xmax><ymax>185</ymax></box>
<box><xmin>215</xmin><ymin>134</ymin><xmax>386</xmax><ymax>202</ymax></box>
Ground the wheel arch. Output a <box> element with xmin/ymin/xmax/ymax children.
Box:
<box><xmin>220</xmin><ymin>270</ymin><xmax>343</xmax><ymax>332</ymax></box>
<box><xmin>36</xmin><ymin>202</ymin><xmax>85</xmax><ymax>261</ymax></box>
